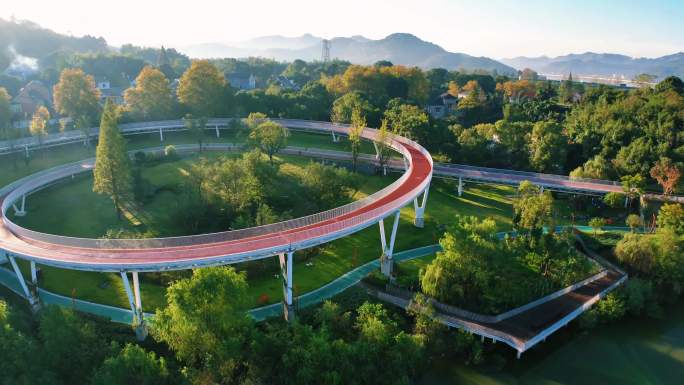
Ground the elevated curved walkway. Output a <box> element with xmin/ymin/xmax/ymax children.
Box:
<box><xmin>0</xmin><ymin>121</ymin><xmax>432</xmax><ymax>272</ymax></box>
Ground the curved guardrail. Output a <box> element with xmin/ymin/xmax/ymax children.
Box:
<box><xmin>0</xmin><ymin>120</ymin><xmax>433</xmax><ymax>272</ymax></box>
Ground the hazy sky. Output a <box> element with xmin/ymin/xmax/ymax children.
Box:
<box><xmin>2</xmin><ymin>0</ymin><xmax>683</xmax><ymax>58</ymax></box>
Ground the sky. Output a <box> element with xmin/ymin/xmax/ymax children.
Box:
<box><xmin>2</xmin><ymin>0</ymin><xmax>683</xmax><ymax>59</ymax></box>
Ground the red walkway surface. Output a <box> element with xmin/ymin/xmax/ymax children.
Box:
<box><xmin>0</xmin><ymin>138</ymin><xmax>432</xmax><ymax>271</ymax></box>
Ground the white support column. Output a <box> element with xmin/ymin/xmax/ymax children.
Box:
<box><xmin>380</xmin><ymin>211</ymin><xmax>401</xmax><ymax>276</ymax></box>
<box><xmin>132</xmin><ymin>272</ymin><xmax>142</xmax><ymax>321</ymax></box>
<box><xmin>121</xmin><ymin>271</ymin><xmax>147</xmax><ymax>339</ymax></box>
<box><xmin>279</xmin><ymin>252</ymin><xmax>294</xmax><ymax>322</ymax></box>
<box><xmin>24</xmin><ymin>145</ymin><xmax>29</xmax><ymax>158</ymax></box>
<box><xmin>457</xmin><ymin>177</ymin><xmax>464</xmax><ymax>197</ymax></box>
<box><xmin>413</xmin><ymin>183</ymin><xmax>430</xmax><ymax>228</ymax></box>
<box><xmin>13</xmin><ymin>195</ymin><xmax>27</xmax><ymax>217</ymax></box>
<box><xmin>159</xmin><ymin>127</ymin><xmax>164</xmax><ymax>142</ymax></box>
<box><xmin>517</xmin><ymin>351</ymin><xmax>522</xmax><ymax>359</ymax></box>
<box><xmin>8</xmin><ymin>256</ymin><xmax>39</xmax><ymax>310</ymax></box>
<box><xmin>540</xmin><ymin>185</ymin><xmax>545</xmax><ymax>193</ymax></box>
<box><xmin>120</xmin><ymin>272</ymin><xmax>136</xmax><ymax>316</ymax></box>
<box><xmin>30</xmin><ymin>261</ymin><xmax>37</xmax><ymax>284</ymax></box>
<box><xmin>215</xmin><ymin>124</ymin><xmax>220</xmax><ymax>138</ymax></box>
<box><xmin>373</xmin><ymin>142</ymin><xmax>380</xmax><ymax>160</ymax></box>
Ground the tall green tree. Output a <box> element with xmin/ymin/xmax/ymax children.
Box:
<box><xmin>513</xmin><ymin>181</ymin><xmax>554</xmax><ymax>233</ymax></box>
<box><xmin>349</xmin><ymin>107</ymin><xmax>365</xmax><ymax>171</ymax></box>
<box><xmin>529</xmin><ymin>120</ymin><xmax>567</xmax><ymax>173</ymax></box>
<box><xmin>0</xmin><ymin>87</ymin><xmax>11</xmax><ymax>134</ymax></box>
<box><xmin>38</xmin><ymin>306</ymin><xmax>112</xmax><ymax>384</ymax></box>
<box><xmin>92</xmin><ymin>344</ymin><xmax>171</xmax><ymax>385</ymax></box>
<box><xmin>183</xmin><ymin>114</ymin><xmax>207</xmax><ymax>152</ymax></box>
<box><xmin>124</xmin><ymin>66</ymin><xmax>174</xmax><ymax>121</ymax></box>
<box><xmin>152</xmin><ymin>266</ymin><xmax>254</xmax><ymax>385</ymax></box>
<box><xmin>177</xmin><ymin>60</ymin><xmax>226</xmax><ymax>117</ymax></box>
<box><xmin>383</xmin><ymin>100</ymin><xmax>429</xmax><ymax>142</ymax></box>
<box><xmin>29</xmin><ymin>105</ymin><xmax>49</xmax><ymax>148</ymax></box>
<box><xmin>93</xmin><ymin>101</ymin><xmax>132</xmax><ymax>219</ymax></box>
<box><xmin>376</xmin><ymin>119</ymin><xmax>393</xmax><ymax>175</ymax></box>
<box><xmin>53</xmin><ymin>68</ymin><xmax>101</xmax><ymax>145</ymax></box>
<box><xmin>249</xmin><ymin>120</ymin><xmax>289</xmax><ymax>165</ymax></box>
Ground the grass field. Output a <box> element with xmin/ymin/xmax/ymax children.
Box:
<box><xmin>3</xmin><ymin>131</ymin><xmax>590</xmax><ymax>311</ymax></box>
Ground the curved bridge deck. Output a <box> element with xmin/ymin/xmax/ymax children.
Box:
<box><xmin>0</xmin><ymin>121</ymin><xmax>433</xmax><ymax>272</ymax></box>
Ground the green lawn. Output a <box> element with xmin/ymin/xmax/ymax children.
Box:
<box><xmin>0</xmin><ymin>128</ymin><xmax>374</xmax><ymax>187</ymax></box>
<box><xmin>3</xmin><ymin>131</ymin><xmax>590</xmax><ymax>312</ymax></box>
<box><xmin>9</xmin><ymin>161</ymin><xmax>538</xmax><ymax>311</ymax></box>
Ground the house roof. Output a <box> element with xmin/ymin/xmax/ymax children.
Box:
<box><xmin>429</xmin><ymin>92</ymin><xmax>458</xmax><ymax>105</ymax></box>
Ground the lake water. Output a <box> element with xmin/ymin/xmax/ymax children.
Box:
<box><xmin>420</xmin><ymin>302</ymin><xmax>684</xmax><ymax>385</ymax></box>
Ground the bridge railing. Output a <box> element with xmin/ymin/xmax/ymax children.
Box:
<box><xmin>1</xmin><ymin>122</ymin><xmax>432</xmax><ymax>254</ymax></box>
<box><xmin>435</xmin><ymin>162</ymin><xmax>621</xmax><ymax>187</ymax></box>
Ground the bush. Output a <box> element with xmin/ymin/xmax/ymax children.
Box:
<box><xmin>164</xmin><ymin>145</ymin><xmax>177</xmax><ymax>158</ymax></box>
<box><xmin>603</xmin><ymin>192</ymin><xmax>625</xmax><ymax>208</ymax></box>
<box><xmin>362</xmin><ymin>270</ymin><xmax>390</xmax><ymax>289</ymax></box>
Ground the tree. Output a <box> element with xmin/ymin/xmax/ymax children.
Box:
<box><xmin>29</xmin><ymin>105</ymin><xmax>49</xmax><ymax>148</ymax></box>
<box><xmin>124</xmin><ymin>66</ymin><xmax>174</xmax><ymax>120</ymax></box>
<box><xmin>183</xmin><ymin>114</ymin><xmax>207</xmax><ymax>152</ymax></box>
<box><xmin>376</xmin><ymin>119</ymin><xmax>393</xmax><ymax>175</ymax></box>
<box><xmin>92</xmin><ymin>344</ymin><xmax>171</xmax><ymax>385</ymax></box>
<box><xmin>249</xmin><ymin>120</ymin><xmax>289</xmax><ymax>165</ymax></box>
<box><xmin>38</xmin><ymin>306</ymin><xmax>111</xmax><ymax>384</ymax></box>
<box><xmin>421</xmin><ymin>216</ymin><xmax>497</xmax><ymax>306</ymax></box>
<box><xmin>383</xmin><ymin>100</ymin><xmax>429</xmax><ymax>143</ymax></box>
<box><xmin>615</xmin><ymin>233</ymin><xmax>655</xmax><ymax>273</ymax></box>
<box><xmin>513</xmin><ymin>181</ymin><xmax>554</xmax><ymax>233</ymax></box>
<box><xmin>330</xmin><ymin>91</ymin><xmax>376</xmax><ymax>124</ymax></box>
<box><xmin>570</xmin><ymin>155</ymin><xmax>610</xmax><ymax>180</ymax></box>
<box><xmin>245</xmin><ymin>111</ymin><xmax>268</xmax><ymax>130</ymax></box>
<box><xmin>604</xmin><ymin>192</ymin><xmax>626</xmax><ymax>209</ymax></box>
<box><xmin>589</xmin><ymin>217</ymin><xmax>606</xmax><ymax>234</ymax></box>
<box><xmin>626</xmin><ymin>214</ymin><xmax>643</xmax><ymax>232</ymax></box>
<box><xmin>177</xmin><ymin>60</ymin><xmax>226</xmax><ymax>117</ymax></box>
<box><xmin>650</xmin><ymin>158</ymin><xmax>680</xmax><ymax>195</ymax></box>
<box><xmin>529</xmin><ymin>120</ymin><xmax>567</xmax><ymax>173</ymax></box>
<box><xmin>0</xmin><ymin>87</ymin><xmax>11</xmax><ymax>133</ymax></box>
<box><xmin>657</xmin><ymin>203</ymin><xmax>684</xmax><ymax>234</ymax></box>
<box><xmin>53</xmin><ymin>68</ymin><xmax>101</xmax><ymax>145</ymax></box>
<box><xmin>621</xmin><ymin>174</ymin><xmax>645</xmax><ymax>208</ymax></box>
<box><xmin>349</xmin><ymin>107</ymin><xmax>365</xmax><ymax>171</ymax></box>
<box><xmin>93</xmin><ymin>101</ymin><xmax>132</xmax><ymax>219</ymax></box>
<box><xmin>0</xmin><ymin>300</ymin><xmax>50</xmax><ymax>385</ymax></box>
<box><xmin>152</xmin><ymin>267</ymin><xmax>254</xmax><ymax>384</ymax></box>
<box><xmin>633</xmin><ymin>73</ymin><xmax>657</xmax><ymax>88</ymax></box>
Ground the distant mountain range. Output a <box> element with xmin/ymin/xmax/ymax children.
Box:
<box><xmin>3</xmin><ymin>17</ymin><xmax>684</xmax><ymax>81</ymax></box>
<box><xmin>502</xmin><ymin>52</ymin><xmax>684</xmax><ymax>80</ymax></box>
<box><xmin>181</xmin><ymin>33</ymin><xmax>518</xmax><ymax>75</ymax></box>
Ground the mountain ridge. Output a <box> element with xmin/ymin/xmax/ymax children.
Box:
<box><xmin>181</xmin><ymin>33</ymin><xmax>517</xmax><ymax>74</ymax></box>
<box><xmin>502</xmin><ymin>52</ymin><xmax>684</xmax><ymax>79</ymax></box>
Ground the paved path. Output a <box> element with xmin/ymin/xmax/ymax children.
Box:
<box><xmin>0</xmin><ymin>121</ymin><xmax>433</xmax><ymax>272</ymax></box>
<box><xmin>0</xmin><ymin>244</ymin><xmax>441</xmax><ymax>324</ymax></box>
<box><xmin>369</xmin><ymin>229</ymin><xmax>628</xmax><ymax>356</ymax></box>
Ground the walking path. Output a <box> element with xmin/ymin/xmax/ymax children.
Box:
<box><xmin>367</xmin><ymin>228</ymin><xmax>628</xmax><ymax>357</ymax></box>
<box><xmin>0</xmin><ymin>244</ymin><xmax>442</xmax><ymax>324</ymax></box>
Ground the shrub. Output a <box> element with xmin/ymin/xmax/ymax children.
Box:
<box><xmin>164</xmin><ymin>145</ymin><xmax>177</xmax><ymax>158</ymax></box>
<box><xmin>603</xmin><ymin>192</ymin><xmax>625</xmax><ymax>208</ymax></box>
<box><xmin>626</xmin><ymin>214</ymin><xmax>643</xmax><ymax>231</ymax></box>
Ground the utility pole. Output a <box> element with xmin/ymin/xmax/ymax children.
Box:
<box><xmin>322</xmin><ymin>39</ymin><xmax>331</xmax><ymax>62</ymax></box>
